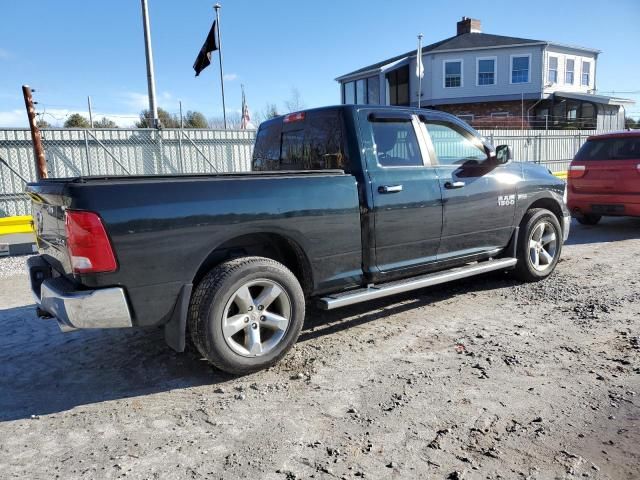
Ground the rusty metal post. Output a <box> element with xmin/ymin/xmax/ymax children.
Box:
<box><xmin>22</xmin><ymin>85</ymin><xmax>47</xmax><ymax>180</ymax></box>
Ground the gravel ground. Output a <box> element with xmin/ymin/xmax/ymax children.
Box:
<box><xmin>0</xmin><ymin>254</ymin><xmax>32</xmax><ymax>279</ymax></box>
<box><xmin>0</xmin><ymin>217</ymin><xmax>638</xmax><ymax>480</ymax></box>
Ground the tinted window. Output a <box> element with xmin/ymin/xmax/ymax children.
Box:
<box><xmin>371</xmin><ymin>120</ymin><xmax>422</xmax><ymax>167</ymax></box>
<box><xmin>386</xmin><ymin>66</ymin><xmax>410</xmax><ymax>106</ymax></box>
<box><xmin>252</xmin><ymin>111</ymin><xmax>346</xmax><ymax>171</ymax></box>
<box><xmin>252</xmin><ymin>122</ymin><xmax>282</xmax><ymax>170</ymax></box>
<box><xmin>575</xmin><ymin>137</ymin><xmax>640</xmax><ymax>161</ymax></box>
<box><xmin>281</xmin><ymin>130</ymin><xmax>305</xmax><ymax>168</ymax></box>
<box><xmin>425</xmin><ymin>121</ymin><xmax>487</xmax><ymax>165</ymax></box>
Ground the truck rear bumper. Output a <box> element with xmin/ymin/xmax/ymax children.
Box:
<box><xmin>28</xmin><ymin>256</ymin><xmax>133</xmax><ymax>332</ymax></box>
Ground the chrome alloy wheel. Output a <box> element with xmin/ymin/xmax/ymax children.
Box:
<box><xmin>220</xmin><ymin>279</ymin><xmax>292</xmax><ymax>357</ymax></box>
<box><xmin>528</xmin><ymin>220</ymin><xmax>558</xmax><ymax>272</ymax></box>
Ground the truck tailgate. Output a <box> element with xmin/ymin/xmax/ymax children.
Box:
<box><xmin>29</xmin><ymin>182</ymin><xmax>74</xmax><ymax>276</ymax></box>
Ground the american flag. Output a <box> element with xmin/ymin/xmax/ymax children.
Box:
<box><xmin>240</xmin><ymin>85</ymin><xmax>255</xmax><ymax>130</ymax></box>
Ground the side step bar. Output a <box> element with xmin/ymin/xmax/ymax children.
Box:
<box><xmin>318</xmin><ymin>257</ymin><xmax>518</xmax><ymax>310</ymax></box>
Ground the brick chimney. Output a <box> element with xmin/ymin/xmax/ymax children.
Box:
<box><xmin>457</xmin><ymin>17</ymin><xmax>482</xmax><ymax>35</ymax></box>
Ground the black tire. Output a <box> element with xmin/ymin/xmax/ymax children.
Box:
<box><xmin>513</xmin><ymin>208</ymin><xmax>563</xmax><ymax>282</ymax></box>
<box><xmin>576</xmin><ymin>214</ymin><xmax>601</xmax><ymax>225</ymax></box>
<box><xmin>188</xmin><ymin>256</ymin><xmax>305</xmax><ymax>375</ymax></box>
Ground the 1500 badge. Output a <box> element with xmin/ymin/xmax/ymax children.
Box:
<box><xmin>497</xmin><ymin>194</ymin><xmax>516</xmax><ymax>206</ymax></box>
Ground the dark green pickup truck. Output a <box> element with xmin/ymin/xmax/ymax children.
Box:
<box><xmin>26</xmin><ymin>105</ymin><xmax>569</xmax><ymax>373</ymax></box>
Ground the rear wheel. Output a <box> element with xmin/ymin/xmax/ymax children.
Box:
<box><xmin>188</xmin><ymin>256</ymin><xmax>305</xmax><ymax>374</ymax></box>
<box><xmin>513</xmin><ymin>208</ymin><xmax>562</xmax><ymax>282</ymax></box>
<box><xmin>576</xmin><ymin>214</ymin><xmax>601</xmax><ymax>225</ymax></box>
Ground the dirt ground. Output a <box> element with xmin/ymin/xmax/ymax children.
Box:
<box><xmin>0</xmin><ymin>217</ymin><xmax>638</xmax><ymax>480</ymax></box>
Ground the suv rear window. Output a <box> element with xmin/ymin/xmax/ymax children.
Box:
<box><xmin>252</xmin><ymin>110</ymin><xmax>346</xmax><ymax>171</ymax></box>
<box><xmin>575</xmin><ymin>137</ymin><xmax>640</xmax><ymax>161</ymax></box>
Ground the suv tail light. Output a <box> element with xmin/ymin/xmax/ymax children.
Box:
<box><xmin>65</xmin><ymin>210</ymin><xmax>117</xmax><ymax>273</ymax></box>
<box><xmin>568</xmin><ymin>164</ymin><xmax>586</xmax><ymax>179</ymax></box>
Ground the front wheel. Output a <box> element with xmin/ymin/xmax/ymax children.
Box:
<box><xmin>513</xmin><ymin>208</ymin><xmax>563</xmax><ymax>282</ymax></box>
<box><xmin>188</xmin><ymin>256</ymin><xmax>305</xmax><ymax>374</ymax></box>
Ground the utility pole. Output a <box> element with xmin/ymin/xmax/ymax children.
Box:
<box><xmin>141</xmin><ymin>0</ymin><xmax>159</xmax><ymax>128</ymax></box>
<box><xmin>87</xmin><ymin>96</ymin><xmax>94</xmax><ymax>128</ymax></box>
<box><xmin>214</xmin><ymin>3</ymin><xmax>227</xmax><ymax>129</ymax></box>
<box><xmin>21</xmin><ymin>85</ymin><xmax>47</xmax><ymax>180</ymax></box>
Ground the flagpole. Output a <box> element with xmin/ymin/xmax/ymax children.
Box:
<box><xmin>214</xmin><ymin>3</ymin><xmax>227</xmax><ymax>129</ymax></box>
<box><xmin>417</xmin><ymin>34</ymin><xmax>423</xmax><ymax>109</ymax></box>
<box><xmin>141</xmin><ymin>0</ymin><xmax>159</xmax><ymax>128</ymax></box>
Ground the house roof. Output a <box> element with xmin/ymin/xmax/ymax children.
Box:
<box><xmin>335</xmin><ymin>32</ymin><xmax>598</xmax><ymax>81</ymax></box>
<box><xmin>554</xmin><ymin>91</ymin><xmax>635</xmax><ymax>105</ymax></box>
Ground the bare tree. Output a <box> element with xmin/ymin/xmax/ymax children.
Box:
<box><xmin>253</xmin><ymin>103</ymin><xmax>280</xmax><ymax>125</ymax></box>
<box><xmin>283</xmin><ymin>87</ymin><xmax>305</xmax><ymax>113</ymax></box>
<box><xmin>208</xmin><ymin>112</ymin><xmax>242</xmax><ymax>129</ymax></box>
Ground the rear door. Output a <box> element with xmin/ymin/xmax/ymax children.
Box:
<box><xmin>359</xmin><ymin>109</ymin><xmax>443</xmax><ymax>272</ymax></box>
<box><xmin>571</xmin><ymin>136</ymin><xmax>640</xmax><ymax>195</ymax></box>
<box><xmin>421</xmin><ymin>116</ymin><xmax>517</xmax><ymax>259</ymax></box>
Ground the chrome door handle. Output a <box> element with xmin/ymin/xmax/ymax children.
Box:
<box><xmin>444</xmin><ymin>181</ymin><xmax>465</xmax><ymax>189</ymax></box>
<box><xmin>378</xmin><ymin>184</ymin><xmax>403</xmax><ymax>194</ymax></box>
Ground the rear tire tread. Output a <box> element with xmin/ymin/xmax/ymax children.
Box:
<box><xmin>188</xmin><ymin>256</ymin><xmax>304</xmax><ymax>374</ymax></box>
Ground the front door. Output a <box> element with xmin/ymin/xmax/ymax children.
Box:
<box><xmin>360</xmin><ymin>110</ymin><xmax>443</xmax><ymax>273</ymax></box>
<box><xmin>421</xmin><ymin>117</ymin><xmax>517</xmax><ymax>260</ymax></box>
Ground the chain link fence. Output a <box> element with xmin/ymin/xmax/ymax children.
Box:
<box><xmin>0</xmin><ymin>127</ymin><xmax>606</xmax><ymax>218</ymax></box>
<box><xmin>0</xmin><ymin>128</ymin><xmax>255</xmax><ymax>216</ymax></box>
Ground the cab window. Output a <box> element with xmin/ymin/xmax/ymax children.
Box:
<box><xmin>425</xmin><ymin>121</ymin><xmax>487</xmax><ymax>166</ymax></box>
<box><xmin>371</xmin><ymin>120</ymin><xmax>422</xmax><ymax>167</ymax></box>
<box><xmin>252</xmin><ymin>110</ymin><xmax>346</xmax><ymax>171</ymax></box>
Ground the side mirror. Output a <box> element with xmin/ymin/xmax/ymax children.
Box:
<box><xmin>495</xmin><ymin>144</ymin><xmax>512</xmax><ymax>164</ymax></box>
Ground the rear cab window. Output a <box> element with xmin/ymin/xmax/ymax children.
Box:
<box><xmin>252</xmin><ymin>109</ymin><xmax>347</xmax><ymax>171</ymax></box>
<box><xmin>575</xmin><ymin>136</ymin><xmax>640</xmax><ymax>161</ymax></box>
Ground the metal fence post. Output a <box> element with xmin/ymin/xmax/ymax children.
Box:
<box><xmin>84</xmin><ymin>129</ymin><xmax>92</xmax><ymax>175</ymax></box>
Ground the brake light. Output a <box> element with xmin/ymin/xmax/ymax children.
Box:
<box><xmin>283</xmin><ymin>112</ymin><xmax>305</xmax><ymax>123</ymax></box>
<box><xmin>65</xmin><ymin>210</ymin><xmax>117</xmax><ymax>273</ymax></box>
<box><xmin>568</xmin><ymin>164</ymin><xmax>586</xmax><ymax>179</ymax></box>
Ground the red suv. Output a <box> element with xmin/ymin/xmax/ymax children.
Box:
<box><xmin>568</xmin><ymin>130</ymin><xmax>640</xmax><ymax>225</ymax></box>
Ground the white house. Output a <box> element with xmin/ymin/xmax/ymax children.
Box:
<box><xmin>336</xmin><ymin>18</ymin><xmax>634</xmax><ymax>129</ymax></box>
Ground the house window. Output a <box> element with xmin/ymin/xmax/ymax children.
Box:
<box><xmin>344</xmin><ymin>82</ymin><xmax>355</xmax><ymax>104</ymax></box>
<box><xmin>343</xmin><ymin>76</ymin><xmax>381</xmax><ymax>105</ymax></box>
<box><xmin>356</xmin><ymin>79</ymin><xmax>366</xmax><ymax>104</ymax></box>
<box><xmin>582</xmin><ymin>61</ymin><xmax>591</xmax><ymax>86</ymax></box>
<box><xmin>491</xmin><ymin>112</ymin><xmax>509</xmax><ymax>118</ymax></box>
<box><xmin>386</xmin><ymin>66</ymin><xmax>410</xmax><ymax>106</ymax></box>
<box><xmin>565</xmin><ymin>59</ymin><xmax>575</xmax><ymax>84</ymax></box>
<box><xmin>477</xmin><ymin>57</ymin><xmax>496</xmax><ymax>86</ymax></box>
<box><xmin>367</xmin><ymin>76</ymin><xmax>380</xmax><ymax>104</ymax></box>
<box><xmin>444</xmin><ymin>60</ymin><xmax>462</xmax><ymax>88</ymax></box>
<box><xmin>511</xmin><ymin>55</ymin><xmax>530</xmax><ymax>83</ymax></box>
<box><xmin>548</xmin><ymin>56</ymin><xmax>558</xmax><ymax>84</ymax></box>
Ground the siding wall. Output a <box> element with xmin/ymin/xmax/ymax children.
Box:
<box><xmin>543</xmin><ymin>46</ymin><xmax>597</xmax><ymax>95</ymax></box>
<box><xmin>416</xmin><ymin>45</ymin><xmax>545</xmax><ymax>104</ymax></box>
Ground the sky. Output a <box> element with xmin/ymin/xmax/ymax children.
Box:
<box><xmin>0</xmin><ymin>0</ymin><xmax>639</xmax><ymax>127</ymax></box>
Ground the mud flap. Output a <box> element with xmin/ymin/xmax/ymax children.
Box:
<box><xmin>164</xmin><ymin>283</ymin><xmax>193</xmax><ymax>352</ymax></box>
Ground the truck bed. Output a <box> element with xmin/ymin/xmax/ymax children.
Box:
<box><xmin>26</xmin><ymin>170</ymin><xmax>362</xmax><ymax>327</ymax></box>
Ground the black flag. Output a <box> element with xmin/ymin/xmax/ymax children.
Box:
<box><xmin>193</xmin><ymin>20</ymin><xmax>219</xmax><ymax>76</ymax></box>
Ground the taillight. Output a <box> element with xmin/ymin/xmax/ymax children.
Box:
<box><xmin>637</xmin><ymin>163</ymin><xmax>640</xmax><ymax>174</ymax></box>
<box><xmin>65</xmin><ymin>210</ymin><xmax>117</xmax><ymax>273</ymax></box>
<box><xmin>568</xmin><ymin>164</ymin><xmax>586</xmax><ymax>179</ymax></box>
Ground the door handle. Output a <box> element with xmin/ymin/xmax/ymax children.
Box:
<box><xmin>378</xmin><ymin>184</ymin><xmax>403</xmax><ymax>194</ymax></box>
<box><xmin>444</xmin><ymin>181</ymin><xmax>465</xmax><ymax>189</ymax></box>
